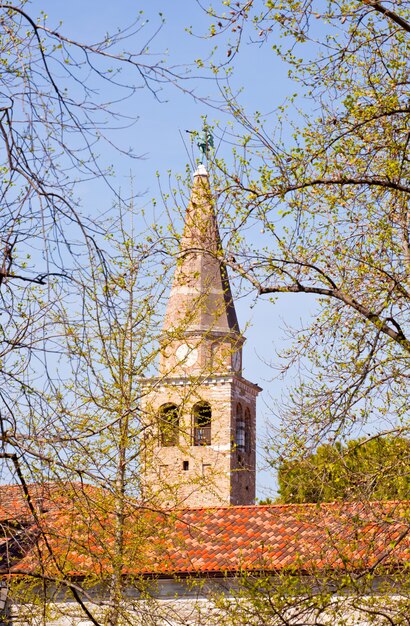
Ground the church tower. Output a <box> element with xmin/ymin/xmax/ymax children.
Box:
<box><xmin>141</xmin><ymin>164</ymin><xmax>261</xmax><ymax>508</ymax></box>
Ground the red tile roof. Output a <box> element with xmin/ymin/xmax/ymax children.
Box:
<box><xmin>1</xmin><ymin>483</ymin><xmax>410</xmax><ymax>578</ymax></box>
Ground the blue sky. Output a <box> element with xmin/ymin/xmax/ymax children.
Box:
<box><xmin>32</xmin><ymin>0</ymin><xmax>316</xmax><ymax>497</ymax></box>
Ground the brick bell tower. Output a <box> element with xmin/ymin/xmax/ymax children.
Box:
<box><xmin>141</xmin><ymin>164</ymin><xmax>261</xmax><ymax>508</ymax></box>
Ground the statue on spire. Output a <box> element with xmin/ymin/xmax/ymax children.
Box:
<box><xmin>196</xmin><ymin>125</ymin><xmax>214</xmax><ymax>163</ymax></box>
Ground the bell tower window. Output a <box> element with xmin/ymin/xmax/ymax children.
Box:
<box><xmin>244</xmin><ymin>407</ymin><xmax>251</xmax><ymax>453</ymax></box>
<box><xmin>235</xmin><ymin>403</ymin><xmax>245</xmax><ymax>452</ymax></box>
<box><xmin>192</xmin><ymin>401</ymin><xmax>212</xmax><ymax>446</ymax></box>
<box><xmin>158</xmin><ymin>403</ymin><xmax>179</xmax><ymax>447</ymax></box>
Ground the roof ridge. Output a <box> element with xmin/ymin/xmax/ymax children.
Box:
<box><xmin>178</xmin><ymin>500</ymin><xmax>410</xmax><ymax>512</ymax></box>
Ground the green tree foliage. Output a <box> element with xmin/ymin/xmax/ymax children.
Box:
<box><xmin>0</xmin><ymin>5</ymin><xmax>182</xmax><ymax>624</ymax></box>
<box><xmin>0</xmin><ymin>2</ymin><xmax>175</xmax><ymax>470</ymax></box>
<box><xmin>278</xmin><ymin>436</ymin><xmax>410</xmax><ymax>503</ymax></box>
<box><xmin>176</xmin><ymin>6</ymin><xmax>410</xmax><ymax>623</ymax></box>
<box><xmin>199</xmin><ymin>1</ymin><xmax>410</xmax><ymax>453</ymax></box>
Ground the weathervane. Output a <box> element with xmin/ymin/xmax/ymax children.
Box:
<box><xmin>186</xmin><ymin>124</ymin><xmax>214</xmax><ymax>164</ymax></box>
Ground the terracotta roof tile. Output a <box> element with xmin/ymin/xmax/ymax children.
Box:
<box><xmin>1</xmin><ymin>484</ymin><xmax>410</xmax><ymax>578</ymax></box>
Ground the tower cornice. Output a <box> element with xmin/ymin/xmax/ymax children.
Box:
<box><xmin>139</xmin><ymin>374</ymin><xmax>262</xmax><ymax>395</ymax></box>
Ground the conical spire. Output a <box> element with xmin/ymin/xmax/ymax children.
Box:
<box><xmin>163</xmin><ymin>165</ymin><xmax>239</xmax><ymax>338</ymax></box>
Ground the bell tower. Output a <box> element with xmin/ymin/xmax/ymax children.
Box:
<box><xmin>141</xmin><ymin>164</ymin><xmax>261</xmax><ymax>508</ymax></box>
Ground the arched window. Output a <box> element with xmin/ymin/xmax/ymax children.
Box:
<box><xmin>192</xmin><ymin>401</ymin><xmax>211</xmax><ymax>446</ymax></box>
<box><xmin>244</xmin><ymin>407</ymin><xmax>251</xmax><ymax>454</ymax></box>
<box><xmin>158</xmin><ymin>403</ymin><xmax>179</xmax><ymax>447</ymax></box>
<box><xmin>235</xmin><ymin>403</ymin><xmax>245</xmax><ymax>452</ymax></box>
